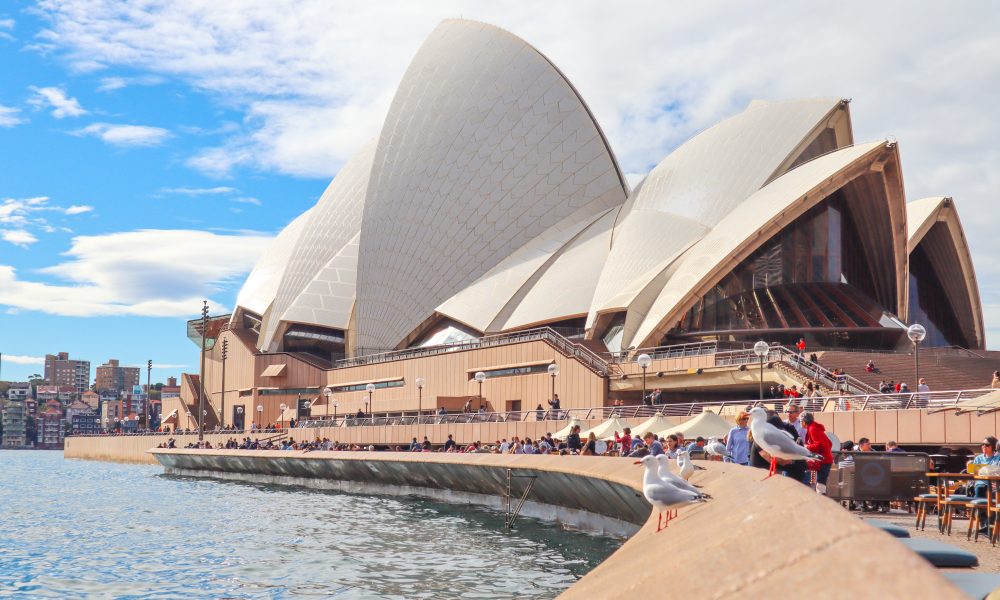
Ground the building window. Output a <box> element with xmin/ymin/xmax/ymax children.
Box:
<box><xmin>258</xmin><ymin>388</ymin><xmax>319</xmax><ymax>396</ymax></box>
<box><xmin>469</xmin><ymin>364</ymin><xmax>550</xmax><ymax>379</ymax></box>
<box><xmin>330</xmin><ymin>380</ymin><xmax>403</xmax><ymax>393</ymax></box>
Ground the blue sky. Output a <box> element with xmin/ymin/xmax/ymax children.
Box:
<box><xmin>2</xmin><ymin>1</ymin><xmax>998</xmax><ymax>383</ymax></box>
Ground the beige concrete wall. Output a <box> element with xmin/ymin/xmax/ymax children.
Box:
<box><xmin>814</xmin><ymin>408</ymin><xmax>995</xmax><ymax>447</ymax></box>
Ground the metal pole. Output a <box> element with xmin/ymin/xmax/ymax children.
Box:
<box><xmin>418</xmin><ymin>386</ymin><xmax>422</xmax><ymax>422</ymax></box>
<box><xmin>478</xmin><ymin>380</ymin><xmax>483</xmax><ymax>411</ymax></box>
<box><xmin>198</xmin><ymin>300</ymin><xmax>208</xmax><ymax>442</ymax></box>
<box><xmin>914</xmin><ymin>342</ymin><xmax>920</xmax><ymax>391</ymax></box>
<box><xmin>220</xmin><ymin>338</ymin><xmax>228</xmax><ymax>430</ymax></box>
<box><xmin>759</xmin><ymin>356</ymin><xmax>764</xmax><ymax>401</ymax></box>
<box><xmin>641</xmin><ymin>366</ymin><xmax>647</xmax><ymax>405</ymax></box>
<box><xmin>146</xmin><ymin>359</ymin><xmax>152</xmax><ymax>431</ymax></box>
<box><xmin>367</xmin><ymin>391</ymin><xmax>371</xmax><ymax>416</ymax></box>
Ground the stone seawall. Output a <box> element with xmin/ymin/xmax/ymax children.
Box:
<box><xmin>148</xmin><ymin>450</ymin><xmax>965</xmax><ymax>599</ymax></box>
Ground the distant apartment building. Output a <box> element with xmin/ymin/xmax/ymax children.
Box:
<box><xmin>81</xmin><ymin>390</ymin><xmax>100</xmax><ymax>410</ymax></box>
<box><xmin>71</xmin><ymin>410</ymin><xmax>101</xmax><ymax>436</ymax></box>
<box><xmin>36</xmin><ymin>385</ymin><xmax>74</xmax><ymax>403</ymax></box>
<box><xmin>64</xmin><ymin>399</ymin><xmax>92</xmax><ymax>424</ymax></box>
<box><xmin>96</xmin><ymin>359</ymin><xmax>140</xmax><ymax>394</ymax></box>
<box><xmin>44</xmin><ymin>352</ymin><xmax>90</xmax><ymax>397</ymax></box>
<box><xmin>37</xmin><ymin>404</ymin><xmax>65</xmax><ymax>449</ymax></box>
<box><xmin>6</xmin><ymin>383</ymin><xmax>30</xmax><ymax>401</ymax></box>
<box><xmin>2</xmin><ymin>399</ymin><xmax>27</xmax><ymax>448</ymax></box>
<box><xmin>100</xmin><ymin>399</ymin><xmax>123</xmax><ymax>430</ymax></box>
<box><xmin>161</xmin><ymin>376</ymin><xmax>181</xmax><ymax>399</ymax></box>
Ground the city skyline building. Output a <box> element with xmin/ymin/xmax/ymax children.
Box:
<box><xmin>44</xmin><ymin>352</ymin><xmax>91</xmax><ymax>398</ymax></box>
<box><xmin>96</xmin><ymin>359</ymin><xmax>141</xmax><ymax>394</ymax></box>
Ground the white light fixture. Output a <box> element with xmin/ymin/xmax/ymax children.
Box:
<box><xmin>474</xmin><ymin>371</ymin><xmax>486</xmax><ymax>384</ymax></box>
<box><xmin>753</xmin><ymin>340</ymin><xmax>769</xmax><ymax>358</ymax></box>
<box><xmin>636</xmin><ymin>353</ymin><xmax>652</xmax><ymax>369</ymax></box>
<box><xmin>907</xmin><ymin>323</ymin><xmax>927</xmax><ymax>343</ymax></box>
<box><xmin>547</xmin><ymin>363</ymin><xmax>559</xmax><ymax>376</ymax></box>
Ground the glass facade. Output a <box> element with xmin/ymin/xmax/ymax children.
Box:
<box><xmin>907</xmin><ymin>223</ymin><xmax>973</xmax><ymax>348</ymax></box>
<box><xmin>671</xmin><ymin>192</ymin><xmax>904</xmax><ymax>347</ymax></box>
<box><xmin>282</xmin><ymin>325</ymin><xmax>346</xmax><ymax>364</ymax></box>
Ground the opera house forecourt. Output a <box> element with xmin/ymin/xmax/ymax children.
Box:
<box><xmin>64</xmin><ymin>18</ymin><xmax>997</xmax><ymax>599</ymax></box>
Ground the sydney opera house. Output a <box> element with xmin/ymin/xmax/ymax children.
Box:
<box><xmin>165</xmin><ymin>19</ymin><xmax>983</xmax><ymax>431</ymax></box>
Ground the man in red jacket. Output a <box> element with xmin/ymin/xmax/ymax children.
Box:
<box><xmin>802</xmin><ymin>412</ymin><xmax>834</xmax><ymax>494</ymax></box>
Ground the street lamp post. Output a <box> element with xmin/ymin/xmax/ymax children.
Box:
<box><xmin>256</xmin><ymin>404</ymin><xmax>263</xmax><ymax>430</ymax></box>
<box><xmin>332</xmin><ymin>401</ymin><xmax>338</xmax><ymax>426</ymax></box>
<box><xmin>146</xmin><ymin>359</ymin><xmax>152</xmax><ymax>431</ymax></box>
<box><xmin>636</xmin><ymin>354</ymin><xmax>652</xmax><ymax>406</ymax></box>
<box><xmin>279</xmin><ymin>403</ymin><xmax>287</xmax><ymax>429</ymax></box>
<box><xmin>366</xmin><ymin>383</ymin><xmax>375</xmax><ymax>419</ymax></box>
<box><xmin>753</xmin><ymin>341</ymin><xmax>769</xmax><ymax>402</ymax></box>
<box><xmin>186</xmin><ymin>410</ymin><xmax>192</xmax><ymax>431</ymax></box>
<box><xmin>198</xmin><ymin>300</ymin><xmax>208</xmax><ymax>442</ymax></box>
<box><xmin>474</xmin><ymin>372</ymin><xmax>486</xmax><ymax>411</ymax></box>
<box><xmin>415</xmin><ymin>377</ymin><xmax>425</xmax><ymax>423</ymax></box>
<box><xmin>547</xmin><ymin>363</ymin><xmax>559</xmax><ymax>417</ymax></box>
<box><xmin>323</xmin><ymin>387</ymin><xmax>332</xmax><ymax>422</ymax></box>
<box><xmin>908</xmin><ymin>323</ymin><xmax>927</xmax><ymax>390</ymax></box>
<box><xmin>220</xmin><ymin>338</ymin><xmax>228</xmax><ymax>429</ymax></box>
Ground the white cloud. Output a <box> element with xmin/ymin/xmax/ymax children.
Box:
<box><xmin>0</xmin><ymin>104</ymin><xmax>24</xmax><ymax>127</ymax></box>
<box><xmin>73</xmin><ymin>122</ymin><xmax>170</xmax><ymax>146</ymax></box>
<box><xmin>159</xmin><ymin>186</ymin><xmax>236</xmax><ymax>196</ymax></box>
<box><xmin>233</xmin><ymin>196</ymin><xmax>261</xmax><ymax>205</ymax></box>
<box><xmin>0</xmin><ymin>17</ymin><xmax>13</xmax><ymax>42</ymax></box>
<box><xmin>0</xmin><ymin>229</ymin><xmax>273</xmax><ymax>317</ymax></box>
<box><xmin>96</xmin><ymin>74</ymin><xmax>164</xmax><ymax>92</ymax></box>
<box><xmin>64</xmin><ymin>204</ymin><xmax>94</xmax><ymax>215</ymax></box>
<box><xmin>3</xmin><ymin>354</ymin><xmax>44</xmax><ymax>365</ymax></box>
<box><xmin>28</xmin><ymin>85</ymin><xmax>86</xmax><ymax>118</ymax></box>
<box><xmin>2</xmin><ymin>230</ymin><xmax>38</xmax><ymax>247</ymax></box>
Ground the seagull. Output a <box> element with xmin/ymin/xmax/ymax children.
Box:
<box><xmin>747</xmin><ymin>407</ymin><xmax>821</xmax><ymax>479</ymax></box>
<box><xmin>655</xmin><ymin>454</ymin><xmax>710</xmax><ymax>520</ymax></box>
<box><xmin>677</xmin><ymin>449</ymin><xmax>695</xmax><ymax>481</ymax></box>
<box><xmin>636</xmin><ymin>455</ymin><xmax>707</xmax><ymax>531</ymax></box>
<box><xmin>705</xmin><ymin>437</ymin><xmax>732</xmax><ymax>460</ymax></box>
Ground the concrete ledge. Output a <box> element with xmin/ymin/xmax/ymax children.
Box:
<box><xmin>149</xmin><ymin>449</ymin><xmax>966</xmax><ymax>598</ymax></box>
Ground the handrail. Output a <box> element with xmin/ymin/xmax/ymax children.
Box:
<box><xmin>66</xmin><ymin>387</ymin><xmax>998</xmax><ymax>438</ymax></box>
<box><xmin>329</xmin><ymin>327</ymin><xmax>611</xmax><ymax>376</ymax></box>
<box><xmin>605</xmin><ymin>341</ymin><xmax>719</xmax><ymax>363</ymax></box>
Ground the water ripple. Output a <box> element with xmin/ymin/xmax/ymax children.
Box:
<box><xmin>0</xmin><ymin>451</ymin><xmax>621</xmax><ymax>599</ymax></box>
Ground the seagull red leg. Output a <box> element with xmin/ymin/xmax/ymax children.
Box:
<box><xmin>762</xmin><ymin>457</ymin><xmax>777</xmax><ymax>480</ymax></box>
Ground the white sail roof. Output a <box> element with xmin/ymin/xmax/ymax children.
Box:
<box><xmin>354</xmin><ymin>19</ymin><xmax>628</xmax><ymax>352</ymax></box>
<box><xmin>588</xmin><ymin>98</ymin><xmax>851</xmax><ymax>328</ymax></box>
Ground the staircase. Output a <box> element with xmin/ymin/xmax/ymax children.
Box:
<box><xmin>817</xmin><ymin>350</ymin><xmax>999</xmax><ymax>392</ymax></box>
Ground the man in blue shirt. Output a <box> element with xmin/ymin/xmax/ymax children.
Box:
<box><xmin>725</xmin><ymin>412</ymin><xmax>750</xmax><ymax>465</ymax></box>
<box><xmin>643</xmin><ymin>432</ymin><xmax>664</xmax><ymax>456</ymax></box>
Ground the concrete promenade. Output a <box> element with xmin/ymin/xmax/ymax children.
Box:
<box><xmin>148</xmin><ymin>449</ymin><xmax>964</xmax><ymax>599</ymax></box>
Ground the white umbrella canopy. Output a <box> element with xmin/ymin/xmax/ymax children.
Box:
<box><xmin>581</xmin><ymin>417</ymin><xmax>633</xmax><ymax>441</ymax></box>
<box><xmin>630</xmin><ymin>413</ymin><xmax>678</xmax><ymax>438</ymax></box>
<box><xmin>552</xmin><ymin>418</ymin><xmax>583</xmax><ymax>439</ymax></box>
<box><xmin>657</xmin><ymin>411</ymin><xmax>735</xmax><ymax>440</ymax></box>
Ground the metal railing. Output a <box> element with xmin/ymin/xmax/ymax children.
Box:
<box><xmin>330</xmin><ymin>327</ymin><xmax>613</xmax><ymax>376</ymax></box>
<box><xmin>710</xmin><ymin>344</ymin><xmax>879</xmax><ymax>395</ymax></box>
<box><xmin>605</xmin><ymin>341</ymin><xmax>719</xmax><ymax>363</ymax></box>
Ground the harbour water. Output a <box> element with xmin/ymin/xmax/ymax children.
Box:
<box><xmin>0</xmin><ymin>451</ymin><xmax>622</xmax><ymax>599</ymax></box>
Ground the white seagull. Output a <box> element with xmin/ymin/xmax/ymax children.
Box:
<box><xmin>705</xmin><ymin>437</ymin><xmax>732</xmax><ymax>460</ymax></box>
<box><xmin>747</xmin><ymin>406</ymin><xmax>821</xmax><ymax>478</ymax></box>
<box><xmin>655</xmin><ymin>454</ymin><xmax>710</xmax><ymax>521</ymax></box>
<box><xmin>636</xmin><ymin>455</ymin><xmax>707</xmax><ymax>531</ymax></box>
<box><xmin>676</xmin><ymin>449</ymin><xmax>695</xmax><ymax>481</ymax></box>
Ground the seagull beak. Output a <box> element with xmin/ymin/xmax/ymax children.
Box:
<box><xmin>633</xmin><ymin>460</ymin><xmax>642</xmax><ymax>465</ymax></box>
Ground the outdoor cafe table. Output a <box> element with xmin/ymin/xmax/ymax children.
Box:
<box><xmin>928</xmin><ymin>473</ymin><xmax>977</xmax><ymax>532</ymax></box>
<box><xmin>975</xmin><ymin>474</ymin><xmax>1000</xmax><ymax>533</ymax></box>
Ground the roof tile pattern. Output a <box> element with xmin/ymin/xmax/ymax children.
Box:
<box><xmin>260</xmin><ymin>141</ymin><xmax>376</xmax><ymax>350</ymax></box>
<box><xmin>355</xmin><ymin>20</ymin><xmax>626</xmax><ymax>351</ymax></box>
